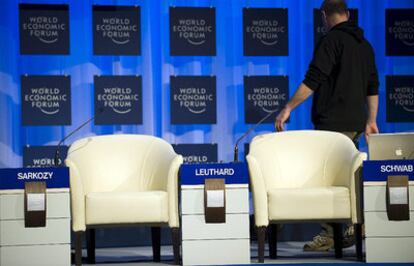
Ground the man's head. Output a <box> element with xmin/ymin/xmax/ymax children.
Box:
<box><xmin>320</xmin><ymin>0</ymin><xmax>350</xmax><ymax>30</ymax></box>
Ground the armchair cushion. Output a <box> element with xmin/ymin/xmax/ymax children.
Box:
<box><xmin>86</xmin><ymin>191</ymin><xmax>169</xmax><ymax>225</ymax></box>
<box><xmin>268</xmin><ymin>187</ymin><xmax>351</xmax><ymax>221</ymax></box>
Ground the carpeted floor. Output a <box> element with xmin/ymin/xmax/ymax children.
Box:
<box><xmin>73</xmin><ymin>241</ymin><xmax>412</xmax><ymax>266</ymax></box>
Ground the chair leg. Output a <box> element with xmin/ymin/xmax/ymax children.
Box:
<box><xmin>86</xmin><ymin>228</ymin><xmax>95</xmax><ymax>264</ymax></box>
<box><xmin>355</xmin><ymin>223</ymin><xmax>363</xmax><ymax>261</ymax></box>
<box><xmin>151</xmin><ymin>227</ymin><xmax>161</xmax><ymax>262</ymax></box>
<box><xmin>332</xmin><ymin>223</ymin><xmax>343</xmax><ymax>259</ymax></box>
<box><xmin>249</xmin><ymin>215</ymin><xmax>256</xmax><ymax>241</ymax></box>
<box><xmin>171</xmin><ymin>228</ymin><xmax>181</xmax><ymax>265</ymax></box>
<box><xmin>257</xmin><ymin>226</ymin><xmax>267</xmax><ymax>263</ymax></box>
<box><xmin>268</xmin><ymin>224</ymin><xmax>277</xmax><ymax>259</ymax></box>
<box><xmin>75</xmin><ymin>231</ymin><xmax>83</xmax><ymax>266</ymax></box>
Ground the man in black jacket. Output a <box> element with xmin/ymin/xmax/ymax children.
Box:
<box><xmin>275</xmin><ymin>0</ymin><xmax>379</xmax><ymax>251</ymax></box>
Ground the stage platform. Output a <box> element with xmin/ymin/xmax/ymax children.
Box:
<box><xmin>73</xmin><ymin>241</ymin><xmax>366</xmax><ymax>265</ymax></box>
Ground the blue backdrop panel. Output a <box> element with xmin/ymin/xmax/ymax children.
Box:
<box><xmin>1</xmin><ymin>0</ymin><xmax>414</xmax><ymax>169</ymax></box>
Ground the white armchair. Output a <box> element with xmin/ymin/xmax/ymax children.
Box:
<box><xmin>65</xmin><ymin>134</ymin><xmax>183</xmax><ymax>265</ymax></box>
<box><xmin>246</xmin><ymin>130</ymin><xmax>366</xmax><ymax>262</ymax></box>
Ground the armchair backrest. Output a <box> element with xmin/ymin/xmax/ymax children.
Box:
<box><xmin>65</xmin><ymin>134</ymin><xmax>177</xmax><ymax>194</ymax></box>
<box><xmin>247</xmin><ymin>130</ymin><xmax>359</xmax><ymax>189</ymax></box>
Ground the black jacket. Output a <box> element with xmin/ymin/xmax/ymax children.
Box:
<box><xmin>303</xmin><ymin>21</ymin><xmax>379</xmax><ymax>132</ymax></box>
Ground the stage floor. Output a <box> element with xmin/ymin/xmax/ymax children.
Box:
<box><xmin>73</xmin><ymin>241</ymin><xmax>362</xmax><ymax>265</ymax></box>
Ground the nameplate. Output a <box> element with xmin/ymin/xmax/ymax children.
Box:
<box><xmin>180</xmin><ymin>163</ymin><xmax>249</xmax><ymax>185</ymax></box>
<box><xmin>363</xmin><ymin>160</ymin><xmax>414</xmax><ymax>182</ymax></box>
<box><xmin>0</xmin><ymin>167</ymin><xmax>70</xmax><ymax>189</ymax></box>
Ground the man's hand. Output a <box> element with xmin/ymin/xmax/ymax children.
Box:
<box><xmin>365</xmin><ymin>121</ymin><xmax>379</xmax><ymax>144</ymax></box>
<box><xmin>273</xmin><ymin>83</ymin><xmax>313</xmax><ymax>132</ymax></box>
<box><xmin>275</xmin><ymin>106</ymin><xmax>291</xmax><ymax>131</ymax></box>
<box><xmin>365</xmin><ymin>95</ymin><xmax>379</xmax><ymax>144</ymax></box>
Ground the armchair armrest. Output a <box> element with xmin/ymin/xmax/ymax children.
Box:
<box><xmin>246</xmin><ymin>155</ymin><xmax>269</xmax><ymax>227</ymax></box>
<box><xmin>167</xmin><ymin>155</ymin><xmax>183</xmax><ymax>228</ymax></box>
<box><xmin>65</xmin><ymin>159</ymin><xmax>86</xmax><ymax>232</ymax></box>
<box><xmin>349</xmin><ymin>152</ymin><xmax>367</xmax><ymax>224</ymax></box>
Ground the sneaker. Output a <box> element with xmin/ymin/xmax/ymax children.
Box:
<box><xmin>342</xmin><ymin>225</ymin><xmax>355</xmax><ymax>248</ymax></box>
<box><xmin>303</xmin><ymin>234</ymin><xmax>334</xmax><ymax>251</ymax></box>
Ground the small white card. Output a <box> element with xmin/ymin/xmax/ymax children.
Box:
<box><xmin>207</xmin><ymin>190</ymin><xmax>224</xmax><ymax>208</ymax></box>
<box><xmin>389</xmin><ymin>187</ymin><xmax>408</xmax><ymax>205</ymax></box>
<box><xmin>27</xmin><ymin>193</ymin><xmax>45</xmax><ymax>211</ymax></box>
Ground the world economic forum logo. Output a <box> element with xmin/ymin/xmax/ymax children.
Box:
<box><xmin>173</xmin><ymin>18</ymin><xmax>212</xmax><ymax>46</ymax></box>
<box><xmin>246</xmin><ymin>19</ymin><xmax>285</xmax><ymax>46</ymax></box>
<box><xmin>22</xmin><ymin>16</ymin><xmax>65</xmax><ymax>44</ymax></box>
<box><xmin>247</xmin><ymin>87</ymin><xmax>286</xmax><ymax>113</ymax></box>
<box><xmin>173</xmin><ymin>87</ymin><xmax>213</xmax><ymax>114</ymax></box>
<box><xmin>170</xmin><ymin>76</ymin><xmax>216</xmax><ymax>124</ymax></box>
<box><xmin>94</xmin><ymin>76</ymin><xmax>142</xmax><ymax>125</ymax></box>
<box><xmin>389</xmin><ymin>86</ymin><xmax>414</xmax><ymax>112</ymax></box>
<box><xmin>96</xmin><ymin>17</ymin><xmax>137</xmax><ymax>45</ymax></box>
<box><xmin>244</xmin><ymin>76</ymin><xmax>289</xmax><ymax>123</ymax></box>
<box><xmin>21</xmin><ymin>75</ymin><xmax>71</xmax><ymax>125</ymax></box>
<box><xmin>19</xmin><ymin>4</ymin><xmax>69</xmax><ymax>54</ymax></box>
<box><xmin>24</xmin><ymin>87</ymin><xmax>67</xmax><ymax>115</ymax></box>
<box><xmin>386</xmin><ymin>9</ymin><xmax>414</xmax><ymax>56</ymax></box>
<box><xmin>388</xmin><ymin>20</ymin><xmax>414</xmax><ymax>46</ymax></box>
<box><xmin>170</xmin><ymin>7</ymin><xmax>216</xmax><ymax>56</ymax></box>
<box><xmin>23</xmin><ymin>145</ymin><xmax>68</xmax><ymax>168</ymax></box>
<box><xmin>386</xmin><ymin>76</ymin><xmax>414</xmax><ymax>122</ymax></box>
<box><xmin>97</xmin><ymin>87</ymin><xmax>139</xmax><ymax>114</ymax></box>
<box><xmin>93</xmin><ymin>5</ymin><xmax>141</xmax><ymax>55</ymax></box>
<box><xmin>243</xmin><ymin>8</ymin><xmax>288</xmax><ymax>56</ymax></box>
<box><xmin>173</xmin><ymin>144</ymin><xmax>218</xmax><ymax>163</ymax></box>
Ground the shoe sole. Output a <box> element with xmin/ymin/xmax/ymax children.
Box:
<box><xmin>303</xmin><ymin>246</ymin><xmax>331</xmax><ymax>252</ymax></box>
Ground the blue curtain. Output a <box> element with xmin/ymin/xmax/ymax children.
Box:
<box><xmin>1</xmin><ymin>0</ymin><xmax>414</xmax><ymax>168</ymax></box>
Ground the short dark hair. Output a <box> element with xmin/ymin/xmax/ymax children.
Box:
<box><xmin>320</xmin><ymin>0</ymin><xmax>348</xmax><ymax>16</ymax></box>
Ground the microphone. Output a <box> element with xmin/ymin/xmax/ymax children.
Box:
<box><xmin>54</xmin><ymin>108</ymin><xmax>104</xmax><ymax>167</ymax></box>
<box><xmin>233</xmin><ymin>109</ymin><xmax>279</xmax><ymax>162</ymax></box>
